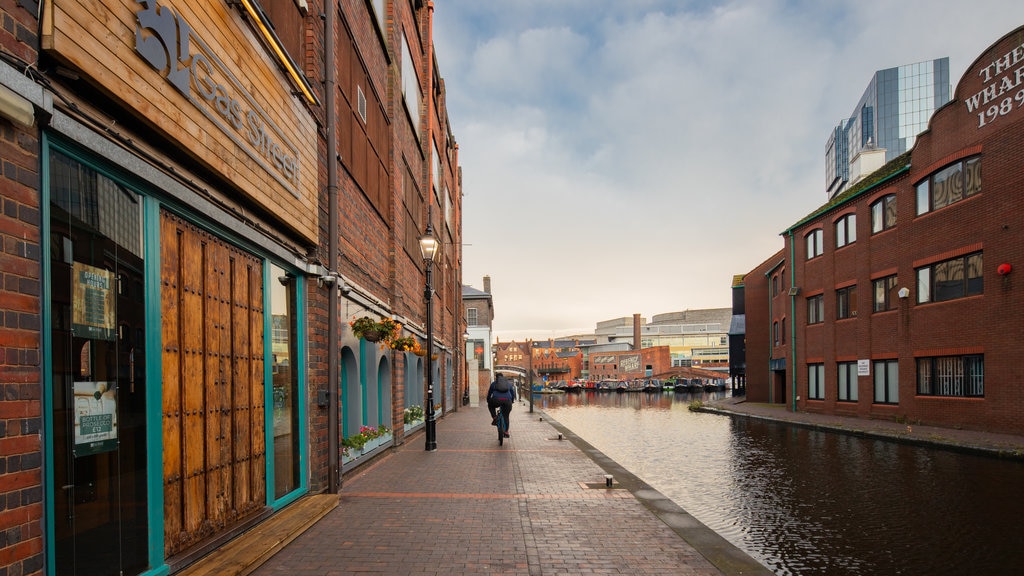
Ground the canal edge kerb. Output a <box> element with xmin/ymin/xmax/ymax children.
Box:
<box><xmin>538</xmin><ymin>410</ymin><xmax>775</xmax><ymax>576</ymax></box>
<box><xmin>696</xmin><ymin>405</ymin><xmax>1024</xmax><ymax>461</ymax></box>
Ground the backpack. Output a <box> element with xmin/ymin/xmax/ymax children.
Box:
<box><xmin>494</xmin><ymin>377</ymin><xmax>510</xmax><ymax>393</ymax></box>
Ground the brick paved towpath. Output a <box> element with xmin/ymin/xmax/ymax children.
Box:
<box><xmin>252</xmin><ymin>402</ymin><xmax>771</xmax><ymax>576</ymax></box>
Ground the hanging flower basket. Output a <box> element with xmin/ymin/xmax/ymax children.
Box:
<box><xmin>390</xmin><ymin>336</ymin><xmax>421</xmax><ymax>353</ymax></box>
<box><xmin>349</xmin><ymin>316</ymin><xmax>400</xmax><ymax>344</ymax></box>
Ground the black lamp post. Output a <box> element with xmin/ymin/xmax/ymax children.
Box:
<box><xmin>419</xmin><ymin>224</ymin><xmax>439</xmax><ymax>451</ymax></box>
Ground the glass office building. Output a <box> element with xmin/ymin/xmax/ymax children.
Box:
<box><xmin>825</xmin><ymin>58</ymin><xmax>951</xmax><ymax>198</ymax></box>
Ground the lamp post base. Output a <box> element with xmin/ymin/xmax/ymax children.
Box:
<box><xmin>425</xmin><ymin>417</ymin><xmax>437</xmax><ymax>451</ymax></box>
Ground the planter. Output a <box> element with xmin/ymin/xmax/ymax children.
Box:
<box><xmin>361</xmin><ymin>329</ymin><xmax>382</xmax><ymax>343</ymax></box>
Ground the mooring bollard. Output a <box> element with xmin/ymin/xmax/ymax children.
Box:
<box><xmin>605</xmin><ymin>475</ymin><xmax>613</xmax><ymax>487</ymax></box>
<box><xmin>557</xmin><ymin>433</ymin><xmax>563</xmax><ymax>441</ymax></box>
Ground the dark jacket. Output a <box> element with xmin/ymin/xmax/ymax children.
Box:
<box><xmin>487</xmin><ymin>376</ymin><xmax>516</xmax><ymax>402</ymax></box>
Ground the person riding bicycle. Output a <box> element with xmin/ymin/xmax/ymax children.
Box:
<box><xmin>487</xmin><ymin>374</ymin><xmax>516</xmax><ymax>437</ymax></box>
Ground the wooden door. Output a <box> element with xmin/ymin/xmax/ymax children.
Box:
<box><xmin>160</xmin><ymin>211</ymin><xmax>266</xmax><ymax>556</ymax></box>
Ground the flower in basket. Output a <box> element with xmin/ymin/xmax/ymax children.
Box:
<box><xmin>349</xmin><ymin>316</ymin><xmax>400</xmax><ymax>343</ymax></box>
<box><xmin>342</xmin><ymin>432</ymin><xmax>368</xmax><ymax>451</ymax></box>
<box><xmin>404</xmin><ymin>405</ymin><xmax>424</xmax><ymax>424</ymax></box>
<box><xmin>390</xmin><ymin>336</ymin><xmax>420</xmax><ymax>353</ymax></box>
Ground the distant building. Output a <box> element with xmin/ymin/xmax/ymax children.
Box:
<box><xmin>463</xmin><ymin>276</ymin><xmax>495</xmax><ymax>404</ymax></box>
<box><xmin>826</xmin><ymin>58</ymin><xmax>951</xmax><ymax>199</ymax></box>
<box><xmin>745</xmin><ymin>26</ymin><xmax>1024</xmax><ymax>435</ymax></box>
<box><xmin>595</xmin><ymin>309</ymin><xmax>732</xmax><ymax>372</ymax></box>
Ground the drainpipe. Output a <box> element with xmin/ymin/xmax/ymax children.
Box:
<box><xmin>787</xmin><ymin>230</ymin><xmax>797</xmax><ymax>413</ymax></box>
<box><xmin>326</xmin><ymin>3</ymin><xmax>340</xmax><ymax>493</ymax></box>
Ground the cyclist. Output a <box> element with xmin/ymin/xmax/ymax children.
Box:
<box><xmin>487</xmin><ymin>374</ymin><xmax>516</xmax><ymax>438</ymax></box>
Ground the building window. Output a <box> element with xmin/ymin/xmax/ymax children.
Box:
<box><xmin>872</xmin><ymin>275</ymin><xmax>898</xmax><ymax>312</ymax></box>
<box><xmin>773</xmin><ymin>321</ymin><xmax>779</xmax><ymax>346</ymax></box>
<box><xmin>808</xmin><ymin>363</ymin><xmax>825</xmax><ymax>400</ymax></box>
<box><xmin>873</xmin><ymin>359</ymin><xmax>898</xmax><ymax>404</ymax></box>
<box><xmin>836</xmin><ymin>285</ymin><xmax>857</xmax><ymax>319</ymax></box>
<box><xmin>915</xmin><ymin>156</ymin><xmax>981</xmax><ymax>215</ymax></box>
<box><xmin>806</xmin><ymin>229</ymin><xmax>823</xmax><ymax>260</ymax></box>
<box><xmin>807</xmin><ymin>295</ymin><xmax>824</xmax><ymax>325</ymax></box>
<box><xmin>467</xmin><ymin>308</ymin><xmax>478</xmax><ymax>326</ymax></box>
<box><xmin>917</xmin><ymin>355</ymin><xmax>984</xmax><ymax>397</ymax></box>
<box><xmin>401</xmin><ymin>33</ymin><xmax>421</xmax><ymax>137</ymax></box>
<box><xmin>781</xmin><ymin>318</ymin><xmax>786</xmax><ymax>344</ymax></box>
<box><xmin>916</xmin><ymin>252</ymin><xmax>983</xmax><ymax>304</ymax></box>
<box><xmin>835</xmin><ymin>213</ymin><xmax>856</xmax><ymax>248</ymax></box>
<box><xmin>772</xmin><ymin>274</ymin><xmax>779</xmax><ymax>296</ymax></box>
<box><xmin>870</xmin><ymin>194</ymin><xmax>897</xmax><ymax>233</ymax></box>
<box><xmin>837</xmin><ymin>362</ymin><xmax>858</xmax><ymax>402</ymax></box>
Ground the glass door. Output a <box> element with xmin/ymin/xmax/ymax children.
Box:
<box><xmin>49</xmin><ymin>149</ymin><xmax>149</xmax><ymax>575</ymax></box>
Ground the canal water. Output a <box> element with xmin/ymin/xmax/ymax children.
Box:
<box><xmin>534</xmin><ymin>389</ymin><xmax>1024</xmax><ymax>576</ymax></box>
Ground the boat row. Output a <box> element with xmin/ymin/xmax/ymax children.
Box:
<box><xmin>538</xmin><ymin>378</ymin><xmax>726</xmax><ymax>394</ymax></box>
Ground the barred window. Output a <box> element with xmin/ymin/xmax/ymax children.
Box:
<box><xmin>917</xmin><ymin>355</ymin><xmax>984</xmax><ymax>397</ymax></box>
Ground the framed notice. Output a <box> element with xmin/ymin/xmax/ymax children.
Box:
<box><xmin>74</xmin><ymin>381</ymin><xmax>118</xmax><ymax>456</ymax></box>
<box><xmin>72</xmin><ymin>262</ymin><xmax>116</xmax><ymax>341</ymax></box>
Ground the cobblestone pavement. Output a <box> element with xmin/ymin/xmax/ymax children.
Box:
<box><xmin>252</xmin><ymin>403</ymin><xmax>771</xmax><ymax>576</ymax></box>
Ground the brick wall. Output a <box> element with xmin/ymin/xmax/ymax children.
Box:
<box><xmin>1</xmin><ymin>1</ymin><xmax>44</xmax><ymax>573</ymax></box>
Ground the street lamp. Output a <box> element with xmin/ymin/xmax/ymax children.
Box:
<box><xmin>419</xmin><ymin>224</ymin><xmax>440</xmax><ymax>451</ymax></box>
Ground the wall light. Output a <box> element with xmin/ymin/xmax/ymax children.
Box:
<box><xmin>897</xmin><ymin>287</ymin><xmax>910</xmax><ymax>299</ymax></box>
<box><xmin>0</xmin><ymin>83</ymin><xmax>34</xmax><ymax>128</ymax></box>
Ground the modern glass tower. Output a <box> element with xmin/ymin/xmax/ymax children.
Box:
<box><xmin>825</xmin><ymin>58</ymin><xmax>951</xmax><ymax>198</ymax></box>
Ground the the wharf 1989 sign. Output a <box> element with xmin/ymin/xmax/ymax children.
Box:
<box><xmin>134</xmin><ymin>0</ymin><xmax>301</xmax><ymax>197</ymax></box>
<box><xmin>966</xmin><ymin>39</ymin><xmax>1024</xmax><ymax>129</ymax></box>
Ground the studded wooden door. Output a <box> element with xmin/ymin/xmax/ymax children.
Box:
<box><xmin>160</xmin><ymin>211</ymin><xmax>266</xmax><ymax>556</ymax></box>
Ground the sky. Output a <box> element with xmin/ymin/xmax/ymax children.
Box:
<box><xmin>431</xmin><ymin>0</ymin><xmax>1024</xmax><ymax>342</ymax></box>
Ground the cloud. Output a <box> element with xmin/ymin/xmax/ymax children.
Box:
<box><xmin>434</xmin><ymin>0</ymin><xmax>1024</xmax><ymax>341</ymax></box>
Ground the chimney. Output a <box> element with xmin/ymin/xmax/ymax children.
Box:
<box><xmin>483</xmin><ymin>275</ymin><xmax>491</xmax><ymax>294</ymax></box>
<box><xmin>633</xmin><ymin>313</ymin><xmax>641</xmax><ymax>351</ymax></box>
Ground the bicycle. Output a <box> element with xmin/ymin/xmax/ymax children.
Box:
<box><xmin>495</xmin><ymin>404</ymin><xmax>508</xmax><ymax>446</ymax></box>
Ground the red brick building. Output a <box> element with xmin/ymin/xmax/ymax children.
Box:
<box><xmin>0</xmin><ymin>0</ymin><xmax>464</xmax><ymax>574</ymax></box>
<box><xmin>590</xmin><ymin>347</ymin><xmax>672</xmax><ymax>382</ymax></box>
<box><xmin>744</xmin><ymin>25</ymin><xmax>1024</xmax><ymax>435</ymax></box>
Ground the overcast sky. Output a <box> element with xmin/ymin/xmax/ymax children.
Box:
<box><xmin>432</xmin><ymin>1</ymin><xmax>1024</xmax><ymax>342</ymax></box>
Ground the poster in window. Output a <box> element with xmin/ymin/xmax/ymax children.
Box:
<box><xmin>72</xmin><ymin>262</ymin><xmax>116</xmax><ymax>341</ymax></box>
<box><xmin>74</xmin><ymin>381</ymin><xmax>118</xmax><ymax>456</ymax></box>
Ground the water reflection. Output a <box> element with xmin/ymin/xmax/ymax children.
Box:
<box><xmin>537</xmin><ymin>390</ymin><xmax>1024</xmax><ymax>576</ymax></box>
